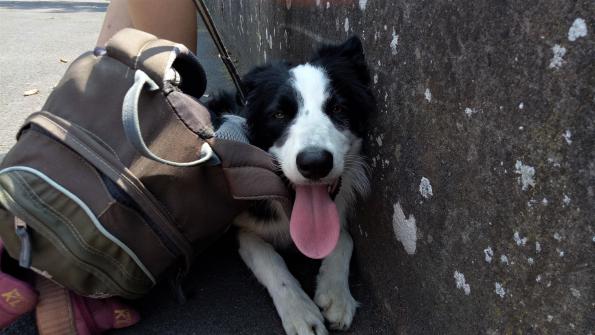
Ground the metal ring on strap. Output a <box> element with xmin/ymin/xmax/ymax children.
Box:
<box><xmin>122</xmin><ymin>70</ymin><xmax>213</xmax><ymax>167</ymax></box>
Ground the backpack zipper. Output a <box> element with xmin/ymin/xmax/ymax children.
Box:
<box><xmin>13</xmin><ymin>217</ymin><xmax>31</xmax><ymax>268</ymax></box>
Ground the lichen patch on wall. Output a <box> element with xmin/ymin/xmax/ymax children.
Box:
<box><xmin>424</xmin><ymin>88</ymin><xmax>432</xmax><ymax>102</ymax></box>
<box><xmin>454</xmin><ymin>271</ymin><xmax>471</xmax><ymax>295</ymax></box>
<box><xmin>514</xmin><ymin>160</ymin><xmax>536</xmax><ymax>191</ymax></box>
<box><xmin>390</xmin><ymin>28</ymin><xmax>399</xmax><ymax>55</ymax></box>
<box><xmin>514</xmin><ymin>231</ymin><xmax>528</xmax><ymax>246</ymax></box>
<box><xmin>358</xmin><ymin>0</ymin><xmax>368</xmax><ymax>11</ymax></box>
<box><xmin>568</xmin><ymin>18</ymin><xmax>587</xmax><ymax>41</ymax></box>
<box><xmin>495</xmin><ymin>282</ymin><xmax>506</xmax><ymax>298</ymax></box>
<box><xmin>484</xmin><ymin>246</ymin><xmax>494</xmax><ymax>263</ymax></box>
<box><xmin>464</xmin><ymin>107</ymin><xmax>478</xmax><ymax>117</ymax></box>
<box><xmin>392</xmin><ymin>202</ymin><xmax>417</xmax><ymax>255</ymax></box>
<box><xmin>563</xmin><ymin>129</ymin><xmax>572</xmax><ymax>144</ymax></box>
<box><xmin>419</xmin><ymin>177</ymin><xmax>433</xmax><ymax>199</ymax></box>
<box><xmin>549</xmin><ymin>44</ymin><xmax>566</xmax><ymax>69</ymax></box>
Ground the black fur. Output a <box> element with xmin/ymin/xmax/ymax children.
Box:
<box><xmin>207</xmin><ymin>36</ymin><xmax>374</xmax><ymax>152</ymax></box>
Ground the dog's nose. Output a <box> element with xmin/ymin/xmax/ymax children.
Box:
<box><xmin>296</xmin><ymin>147</ymin><xmax>333</xmax><ymax>180</ymax></box>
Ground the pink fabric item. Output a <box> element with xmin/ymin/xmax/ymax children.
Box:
<box><xmin>0</xmin><ymin>240</ymin><xmax>38</xmax><ymax>329</ymax></box>
<box><xmin>290</xmin><ymin>185</ymin><xmax>340</xmax><ymax>259</ymax></box>
<box><xmin>71</xmin><ymin>294</ymin><xmax>140</xmax><ymax>335</ymax></box>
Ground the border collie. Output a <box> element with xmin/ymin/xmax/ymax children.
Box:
<box><xmin>209</xmin><ymin>36</ymin><xmax>375</xmax><ymax>335</ymax></box>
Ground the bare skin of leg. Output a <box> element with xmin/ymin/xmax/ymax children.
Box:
<box><xmin>96</xmin><ymin>0</ymin><xmax>197</xmax><ymax>52</ymax></box>
<box><xmin>96</xmin><ymin>0</ymin><xmax>132</xmax><ymax>47</ymax></box>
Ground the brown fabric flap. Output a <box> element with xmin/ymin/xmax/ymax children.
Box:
<box><xmin>166</xmin><ymin>91</ymin><xmax>213</xmax><ymax>139</ymax></box>
<box><xmin>213</xmin><ymin>140</ymin><xmax>292</xmax><ymax>215</ymax></box>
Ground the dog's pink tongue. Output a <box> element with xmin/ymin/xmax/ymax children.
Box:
<box><xmin>290</xmin><ymin>185</ymin><xmax>340</xmax><ymax>259</ymax></box>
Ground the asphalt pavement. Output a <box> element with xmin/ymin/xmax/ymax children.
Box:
<box><xmin>0</xmin><ymin>1</ymin><xmax>385</xmax><ymax>334</ymax></box>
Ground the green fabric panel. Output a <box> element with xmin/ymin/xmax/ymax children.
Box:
<box><xmin>0</xmin><ymin>170</ymin><xmax>153</xmax><ymax>298</ymax></box>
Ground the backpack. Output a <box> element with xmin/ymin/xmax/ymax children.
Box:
<box><xmin>0</xmin><ymin>28</ymin><xmax>290</xmax><ymax>299</ymax></box>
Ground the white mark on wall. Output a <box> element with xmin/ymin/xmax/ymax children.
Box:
<box><xmin>528</xmin><ymin>257</ymin><xmax>534</xmax><ymax>265</ymax></box>
<box><xmin>542</xmin><ymin>197</ymin><xmax>549</xmax><ymax>206</ymax></box>
<box><xmin>570</xmin><ymin>288</ymin><xmax>581</xmax><ymax>298</ymax></box>
<box><xmin>392</xmin><ymin>202</ymin><xmax>417</xmax><ymax>255</ymax></box>
<box><xmin>547</xmin><ymin>315</ymin><xmax>553</xmax><ymax>322</ymax></box>
<box><xmin>518</xmin><ymin>102</ymin><xmax>524</xmax><ymax>110</ymax></box>
<box><xmin>424</xmin><ymin>88</ymin><xmax>432</xmax><ymax>102</ymax></box>
<box><xmin>514</xmin><ymin>160</ymin><xmax>536</xmax><ymax>191</ymax></box>
<box><xmin>344</xmin><ymin>17</ymin><xmax>350</xmax><ymax>32</ymax></box>
<box><xmin>454</xmin><ymin>271</ymin><xmax>471</xmax><ymax>295</ymax></box>
<box><xmin>464</xmin><ymin>107</ymin><xmax>478</xmax><ymax>117</ymax></box>
<box><xmin>484</xmin><ymin>246</ymin><xmax>494</xmax><ymax>263</ymax></box>
<box><xmin>556</xmin><ymin>248</ymin><xmax>565</xmax><ymax>257</ymax></box>
<box><xmin>568</xmin><ymin>18</ymin><xmax>587</xmax><ymax>41</ymax></box>
<box><xmin>358</xmin><ymin>0</ymin><xmax>368</xmax><ymax>10</ymax></box>
<box><xmin>500</xmin><ymin>254</ymin><xmax>509</xmax><ymax>265</ymax></box>
<box><xmin>562</xmin><ymin>194</ymin><xmax>571</xmax><ymax>206</ymax></box>
<box><xmin>326</xmin><ymin>2</ymin><xmax>330</xmax><ymax>9</ymax></box>
<box><xmin>514</xmin><ymin>231</ymin><xmax>528</xmax><ymax>246</ymax></box>
<box><xmin>548</xmin><ymin>44</ymin><xmax>566</xmax><ymax>69</ymax></box>
<box><xmin>419</xmin><ymin>177</ymin><xmax>433</xmax><ymax>199</ymax></box>
<box><xmin>553</xmin><ymin>232</ymin><xmax>562</xmax><ymax>241</ymax></box>
<box><xmin>535</xmin><ymin>241</ymin><xmax>541</xmax><ymax>253</ymax></box>
<box><xmin>376</xmin><ymin>135</ymin><xmax>383</xmax><ymax>146</ymax></box>
<box><xmin>373</xmin><ymin>74</ymin><xmax>378</xmax><ymax>84</ymax></box>
<box><xmin>390</xmin><ymin>28</ymin><xmax>399</xmax><ymax>55</ymax></box>
<box><xmin>495</xmin><ymin>282</ymin><xmax>506</xmax><ymax>298</ymax></box>
<box><xmin>563</xmin><ymin>129</ymin><xmax>572</xmax><ymax>144</ymax></box>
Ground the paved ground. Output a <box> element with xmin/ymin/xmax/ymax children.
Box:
<box><xmin>0</xmin><ymin>0</ymin><xmax>108</xmax><ymax>155</ymax></box>
<box><xmin>0</xmin><ymin>1</ymin><xmax>385</xmax><ymax>334</ymax></box>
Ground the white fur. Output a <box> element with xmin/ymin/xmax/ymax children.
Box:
<box><xmin>269</xmin><ymin>64</ymin><xmax>351</xmax><ymax>185</ymax></box>
<box><xmin>233</xmin><ymin>63</ymin><xmax>370</xmax><ymax>335</ymax></box>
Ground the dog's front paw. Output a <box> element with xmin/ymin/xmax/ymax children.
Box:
<box><xmin>314</xmin><ymin>281</ymin><xmax>358</xmax><ymax>330</ymax></box>
<box><xmin>275</xmin><ymin>286</ymin><xmax>328</xmax><ymax>335</ymax></box>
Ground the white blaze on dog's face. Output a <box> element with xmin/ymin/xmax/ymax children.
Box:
<box><xmin>268</xmin><ymin>64</ymin><xmax>353</xmax><ymax>185</ymax></box>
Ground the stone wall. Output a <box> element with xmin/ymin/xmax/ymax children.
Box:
<box><xmin>203</xmin><ymin>1</ymin><xmax>594</xmax><ymax>333</ymax></box>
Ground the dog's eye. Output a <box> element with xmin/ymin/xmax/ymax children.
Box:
<box><xmin>273</xmin><ymin>111</ymin><xmax>286</xmax><ymax>119</ymax></box>
<box><xmin>331</xmin><ymin>105</ymin><xmax>343</xmax><ymax>114</ymax></box>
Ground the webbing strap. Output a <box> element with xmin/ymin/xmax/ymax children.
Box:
<box><xmin>192</xmin><ymin>0</ymin><xmax>246</xmax><ymax>105</ymax></box>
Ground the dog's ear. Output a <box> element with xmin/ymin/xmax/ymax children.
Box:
<box><xmin>314</xmin><ymin>36</ymin><xmax>365</xmax><ymax>65</ymax></box>
<box><xmin>313</xmin><ymin>35</ymin><xmax>370</xmax><ymax>86</ymax></box>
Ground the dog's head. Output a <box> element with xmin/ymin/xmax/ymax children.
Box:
<box><xmin>242</xmin><ymin>36</ymin><xmax>374</xmax><ymax>186</ymax></box>
<box><xmin>240</xmin><ymin>36</ymin><xmax>374</xmax><ymax>259</ymax></box>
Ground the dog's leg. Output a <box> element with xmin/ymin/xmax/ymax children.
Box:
<box><xmin>238</xmin><ymin>230</ymin><xmax>327</xmax><ymax>335</ymax></box>
<box><xmin>314</xmin><ymin>229</ymin><xmax>358</xmax><ymax>330</ymax></box>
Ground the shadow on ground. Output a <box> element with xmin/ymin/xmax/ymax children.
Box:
<box><xmin>0</xmin><ymin>1</ymin><xmax>107</xmax><ymax>13</ymax></box>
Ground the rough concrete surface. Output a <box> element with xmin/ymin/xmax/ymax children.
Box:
<box><xmin>203</xmin><ymin>0</ymin><xmax>594</xmax><ymax>334</ymax></box>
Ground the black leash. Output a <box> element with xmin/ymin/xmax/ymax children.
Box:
<box><xmin>192</xmin><ymin>0</ymin><xmax>246</xmax><ymax>105</ymax></box>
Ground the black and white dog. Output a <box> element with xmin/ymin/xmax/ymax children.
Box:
<box><xmin>210</xmin><ymin>36</ymin><xmax>374</xmax><ymax>335</ymax></box>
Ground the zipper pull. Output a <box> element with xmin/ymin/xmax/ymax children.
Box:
<box><xmin>14</xmin><ymin>217</ymin><xmax>32</xmax><ymax>268</ymax></box>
